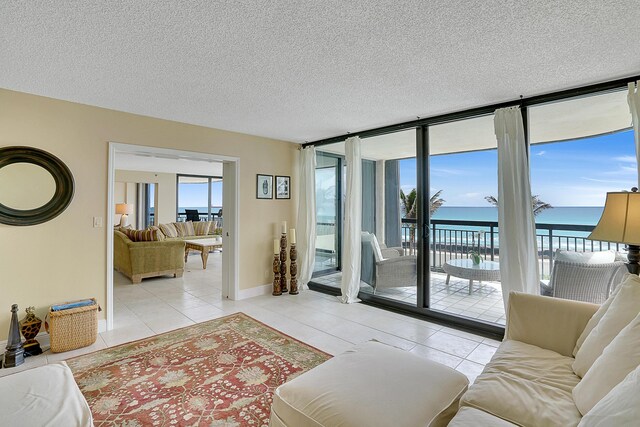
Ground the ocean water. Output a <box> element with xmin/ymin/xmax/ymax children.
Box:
<box><xmin>431</xmin><ymin>206</ymin><xmax>603</xmax><ymax>226</ymax></box>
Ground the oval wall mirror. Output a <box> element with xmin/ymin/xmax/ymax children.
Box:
<box><xmin>0</xmin><ymin>146</ymin><xmax>75</xmax><ymax>226</ymax></box>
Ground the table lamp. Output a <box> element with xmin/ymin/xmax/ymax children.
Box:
<box><xmin>116</xmin><ymin>203</ymin><xmax>133</xmax><ymax>227</ymax></box>
<box><xmin>588</xmin><ymin>188</ymin><xmax>640</xmax><ymax>275</ymax></box>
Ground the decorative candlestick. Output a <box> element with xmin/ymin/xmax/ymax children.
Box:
<box><xmin>3</xmin><ymin>304</ymin><xmax>24</xmax><ymax>368</ymax></box>
<box><xmin>289</xmin><ymin>243</ymin><xmax>299</xmax><ymax>295</ymax></box>
<box><xmin>272</xmin><ymin>253</ymin><xmax>282</xmax><ymax>296</ymax></box>
<box><xmin>280</xmin><ymin>232</ymin><xmax>288</xmax><ymax>293</ymax></box>
<box><xmin>272</xmin><ymin>240</ymin><xmax>281</xmax><ymax>296</ymax></box>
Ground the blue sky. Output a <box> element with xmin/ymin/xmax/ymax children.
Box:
<box><xmin>177</xmin><ymin>181</ymin><xmax>223</xmax><ymax>209</ymax></box>
<box><xmin>400</xmin><ymin>129</ymin><xmax>637</xmax><ymax>207</ymax></box>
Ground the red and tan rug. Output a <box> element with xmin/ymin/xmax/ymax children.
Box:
<box><xmin>67</xmin><ymin>312</ymin><xmax>331</xmax><ymax>426</ymax></box>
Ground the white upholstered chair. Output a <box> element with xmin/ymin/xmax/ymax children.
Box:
<box><xmin>361</xmin><ymin>231</ymin><xmax>417</xmax><ymax>293</ymax></box>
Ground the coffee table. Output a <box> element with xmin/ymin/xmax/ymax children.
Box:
<box><xmin>442</xmin><ymin>258</ymin><xmax>500</xmax><ymax>295</ymax></box>
<box><xmin>184</xmin><ymin>238</ymin><xmax>222</xmax><ymax>269</ymax></box>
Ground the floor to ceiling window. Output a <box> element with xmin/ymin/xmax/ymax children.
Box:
<box><xmin>308</xmin><ymin>80</ymin><xmax>640</xmax><ymax>335</ymax></box>
<box><xmin>177</xmin><ymin>175</ymin><xmax>223</xmax><ymax>222</ymax></box>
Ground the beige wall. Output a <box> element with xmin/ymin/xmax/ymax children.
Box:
<box><xmin>115</xmin><ymin>170</ymin><xmax>177</xmax><ymax>226</ymax></box>
<box><xmin>0</xmin><ymin>88</ymin><xmax>297</xmax><ymax>335</ymax></box>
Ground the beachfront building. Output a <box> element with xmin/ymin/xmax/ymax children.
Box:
<box><xmin>309</xmin><ymin>89</ymin><xmax>637</xmax><ymax>330</ymax></box>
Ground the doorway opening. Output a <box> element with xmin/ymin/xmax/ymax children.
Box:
<box><xmin>106</xmin><ymin>142</ymin><xmax>239</xmax><ymax>331</ymax></box>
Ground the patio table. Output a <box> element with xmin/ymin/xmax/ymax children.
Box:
<box><xmin>443</xmin><ymin>258</ymin><xmax>500</xmax><ymax>295</ymax></box>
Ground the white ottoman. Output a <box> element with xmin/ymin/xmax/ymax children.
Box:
<box><xmin>0</xmin><ymin>362</ymin><xmax>93</xmax><ymax>426</ymax></box>
<box><xmin>270</xmin><ymin>341</ymin><xmax>469</xmax><ymax>427</ymax></box>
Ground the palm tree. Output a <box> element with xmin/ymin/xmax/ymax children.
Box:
<box><xmin>400</xmin><ymin>189</ymin><xmax>445</xmax><ymax>249</ymax></box>
<box><xmin>484</xmin><ymin>195</ymin><xmax>552</xmax><ymax>216</ymax></box>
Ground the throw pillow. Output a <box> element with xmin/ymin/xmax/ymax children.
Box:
<box><xmin>573</xmin><ymin>312</ymin><xmax>640</xmax><ymax>415</ymax></box>
<box><xmin>554</xmin><ymin>249</ymin><xmax>616</xmax><ymax>264</ymax></box>
<box><xmin>159</xmin><ymin>223</ymin><xmax>178</xmax><ymax>238</ymax></box>
<box><xmin>122</xmin><ymin>228</ymin><xmax>162</xmax><ymax>242</ymax></box>
<box><xmin>148</xmin><ymin>226</ymin><xmax>166</xmax><ymax>241</ymax></box>
<box><xmin>573</xmin><ymin>272</ymin><xmax>630</xmax><ymax>356</ymax></box>
<box><xmin>577</xmin><ymin>365</ymin><xmax>640</xmax><ymax>426</ymax></box>
<box><xmin>193</xmin><ymin>221</ymin><xmax>211</xmax><ymax>236</ymax></box>
<box><xmin>207</xmin><ymin>220</ymin><xmax>219</xmax><ymax>234</ymax></box>
<box><xmin>573</xmin><ymin>274</ymin><xmax>640</xmax><ymax>377</ymax></box>
<box><xmin>173</xmin><ymin>221</ymin><xmax>195</xmax><ymax>237</ymax></box>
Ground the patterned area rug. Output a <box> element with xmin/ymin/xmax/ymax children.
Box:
<box><xmin>68</xmin><ymin>313</ymin><xmax>331</xmax><ymax>426</ymax></box>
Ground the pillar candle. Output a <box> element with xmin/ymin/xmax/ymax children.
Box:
<box><xmin>273</xmin><ymin>239</ymin><xmax>279</xmax><ymax>254</ymax></box>
<box><xmin>289</xmin><ymin>228</ymin><xmax>296</xmax><ymax>244</ymax></box>
<box><xmin>281</xmin><ymin>221</ymin><xmax>287</xmax><ymax>234</ymax></box>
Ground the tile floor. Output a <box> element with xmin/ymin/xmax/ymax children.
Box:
<box><xmin>312</xmin><ymin>271</ymin><xmax>507</xmax><ymax>325</ymax></box>
<box><xmin>1</xmin><ymin>252</ymin><xmax>500</xmax><ymax>384</ymax></box>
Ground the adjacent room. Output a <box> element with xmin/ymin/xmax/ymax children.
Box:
<box><xmin>1</xmin><ymin>2</ymin><xmax>639</xmax><ymax>426</ymax></box>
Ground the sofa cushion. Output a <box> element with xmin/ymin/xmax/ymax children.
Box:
<box><xmin>173</xmin><ymin>221</ymin><xmax>195</xmax><ymax>237</ymax></box>
<box><xmin>573</xmin><ymin>311</ymin><xmax>640</xmax><ymax>415</ymax></box>
<box><xmin>578</xmin><ymin>365</ymin><xmax>640</xmax><ymax>426</ymax></box>
<box><xmin>271</xmin><ymin>341</ymin><xmax>468</xmax><ymax>427</ymax></box>
<box><xmin>193</xmin><ymin>221</ymin><xmax>211</xmax><ymax>236</ymax></box>
<box><xmin>460</xmin><ymin>340</ymin><xmax>582</xmax><ymax>427</ymax></box>
<box><xmin>573</xmin><ymin>274</ymin><xmax>640</xmax><ymax>377</ymax></box>
<box><xmin>573</xmin><ymin>274</ymin><xmax>628</xmax><ymax>356</ymax></box>
<box><xmin>159</xmin><ymin>222</ymin><xmax>179</xmax><ymax>238</ymax></box>
<box><xmin>0</xmin><ymin>361</ymin><xmax>93</xmax><ymax>426</ymax></box>
<box><xmin>448</xmin><ymin>407</ymin><xmax>517</xmax><ymax>427</ymax></box>
<box><xmin>122</xmin><ymin>227</ymin><xmax>163</xmax><ymax>242</ymax></box>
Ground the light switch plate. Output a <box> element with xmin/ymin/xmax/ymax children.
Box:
<box><xmin>93</xmin><ymin>217</ymin><xmax>103</xmax><ymax>228</ymax></box>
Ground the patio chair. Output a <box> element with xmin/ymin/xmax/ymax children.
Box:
<box><xmin>541</xmin><ymin>260</ymin><xmax>627</xmax><ymax>304</ymax></box>
<box><xmin>361</xmin><ymin>232</ymin><xmax>416</xmax><ymax>293</ymax></box>
<box><xmin>185</xmin><ymin>209</ymin><xmax>201</xmax><ymax>222</ymax></box>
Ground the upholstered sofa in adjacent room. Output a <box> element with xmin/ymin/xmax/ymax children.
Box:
<box><xmin>114</xmin><ymin>229</ymin><xmax>186</xmax><ymax>284</ymax></box>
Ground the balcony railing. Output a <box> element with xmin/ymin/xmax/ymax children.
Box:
<box><xmin>401</xmin><ymin>218</ymin><xmax>625</xmax><ymax>279</ymax></box>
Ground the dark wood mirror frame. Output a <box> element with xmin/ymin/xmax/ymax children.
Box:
<box><xmin>0</xmin><ymin>146</ymin><xmax>75</xmax><ymax>226</ymax></box>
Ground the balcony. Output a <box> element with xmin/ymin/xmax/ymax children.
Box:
<box><xmin>312</xmin><ymin>219</ymin><xmax>625</xmax><ymax>326</ymax></box>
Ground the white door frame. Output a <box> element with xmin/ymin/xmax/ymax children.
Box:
<box><xmin>106</xmin><ymin>142</ymin><xmax>240</xmax><ymax>330</ymax></box>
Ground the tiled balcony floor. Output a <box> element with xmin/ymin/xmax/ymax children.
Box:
<box><xmin>312</xmin><ymin>271</ymin><xmax>506</xmax><ymax>325</ymax></box>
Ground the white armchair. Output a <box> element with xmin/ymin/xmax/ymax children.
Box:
<box><xmin>361</xmin><ymin>232</ymin><xmax>417</xmax><ymax>293</ymax></box>
<box><xmin>542</xmin><ymin>259</ymin><xmax>627</xmax><ymax>304</ymax></box>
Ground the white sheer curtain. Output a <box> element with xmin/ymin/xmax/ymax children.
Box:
<box><xmin>627</xmin><ymin>81</ymin><xmax>640</xmax><ymax>187</ymax></box>
<box><xmin>495</xmin><ymin>107</ymin><xmax>540</xmax><ymax>308</ymax></box>
<box><xmin>296</xmin><ymin>146</ymin><xmax>317</xmax><ymax>289</ymax></box>
<box><xmin>339</xmin><ymin>136</ymin><xmax>362</xmax><ymax>303</ymax></box>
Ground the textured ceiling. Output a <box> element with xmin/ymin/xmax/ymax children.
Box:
<box><xmin>2</xmin><ymin>1</ymin><xmax>640</xmax><ymax>143</ymax></box>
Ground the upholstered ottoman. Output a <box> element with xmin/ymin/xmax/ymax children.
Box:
<box><xmin>269</xmin><ymin>341</ymin><xmax>469</xmax><ymax>427</ymax></box>
<box><xmin>0</xmin><ymin>361</ymin><xmax>93</xmax><ymax>426</ymax></box>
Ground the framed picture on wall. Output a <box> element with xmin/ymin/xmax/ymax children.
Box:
<box><xmin>275</xmin><ymin>175</ymin><xmax>290</xmax><ymax>199</ymax></box>
<box><xmin>256</xmin><ymin>174</ymin><xmax>273</xmax><ymax>199</ymax></box>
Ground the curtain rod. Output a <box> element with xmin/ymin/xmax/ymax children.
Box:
<box><xmin>303</xmin><ymin>73</ymin><xmax>640</xmax><ymax>148</ymax></box>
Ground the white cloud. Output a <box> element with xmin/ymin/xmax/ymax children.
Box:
<box><xmin>431</xmin><ymin>167</ymin><xmax>466</xmax><ymax>177</ymax></box>
<box><xmin>536</xmin><ymin>150</ymin><xmax>546</xmax><ymax>156</ymax></box>
<box><xmin>613</xmin><ymin>155</ymin><xmax>637</xmax><ymax>163</ymax></box>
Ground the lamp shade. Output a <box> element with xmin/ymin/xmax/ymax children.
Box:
<box><xmin>588</xmin><ymin>192</ymin><xmax>640</xmax><ymax>245</ymax></box>
<box><xmin>115</xmin><ymin>203</ymin><xmax>133</xmax><ymax>215</ymax></box>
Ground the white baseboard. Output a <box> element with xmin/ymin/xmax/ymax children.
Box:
<box><xmin>0</xmin><ymin>320</ymin><xmax>107</xmax><ymax>349</ymax></box>
<box><xmin>237</xmin><ymin>283</ymin><xmax>272</xmax><ymax>300</ymax></box>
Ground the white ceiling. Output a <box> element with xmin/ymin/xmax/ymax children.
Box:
<box><xmin>115</xmin><ymin>151</ymin><xmax>223</xmax><ymax>176</ymax></box>
<box><xmin>2</xmin><ymin>1</ymin><xmax>640</xmax><ymax>143</ymax></box>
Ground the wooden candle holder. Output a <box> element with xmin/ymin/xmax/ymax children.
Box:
<box><xmin>272</xmin><ymin>254</ymin><xmax>282</xmax><ymax>296</ymax></box>
<box><xmin>280</xmin><ymin>233</ymin><xmax>288</xmax><ymax>293</ymax></box>
<box><xmin>289</xmin><ymin>243</ymin><xmax>298</xmax><ymax>295</ymax></box>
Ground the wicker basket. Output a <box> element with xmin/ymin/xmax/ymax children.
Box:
<box><xmin>46</xmin><ymin>298</ymin><xmax>100</xmax><ymax>353</ymax></box>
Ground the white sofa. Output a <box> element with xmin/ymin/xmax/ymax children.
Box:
<box><xmin>0</xmin><ymin>361</ymin><xmax>93</xmax><ymax>426</ymax></box>
<box><xmin>450</xmin><ymin>276</ymin><xmax>640</xmax><ymax>426</ymax></box>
